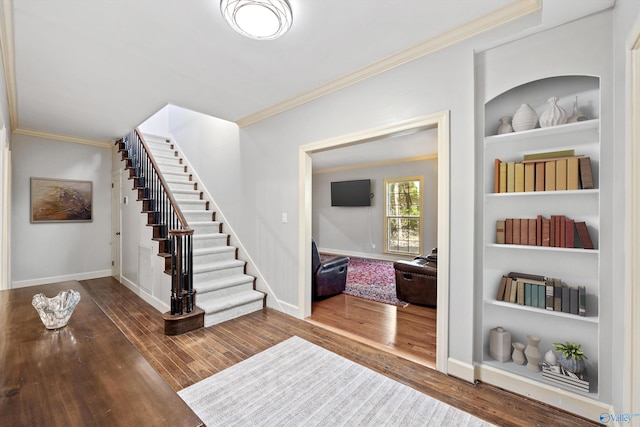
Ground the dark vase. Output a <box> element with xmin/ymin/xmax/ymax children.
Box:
<box><xmin>558</xmin><ymin>354</ymin><xmax>586</xmax><ymax>374</ymax></box>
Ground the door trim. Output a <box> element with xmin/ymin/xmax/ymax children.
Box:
<box><xmin>298</xmin><ymin>111</ymin><xmax>450</xmax><ymax>373</ymax></box>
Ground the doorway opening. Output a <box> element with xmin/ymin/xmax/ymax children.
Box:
<box><xmin>298</xmin><ymin>111</ymin><xmax>450</xmax><ymax>373</ymax></box>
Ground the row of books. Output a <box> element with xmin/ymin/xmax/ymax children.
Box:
<box><xmin>496</xmin><ymin>215</ymin><xmax>594</xmax><ymax>249</ymax></box>
<box><xmin>496</xmin><ymin>273</ymin><xmax>586</xmax><ymax>316</ymax></box>
<box><xmin>542</xmin><ymin>363</ymin><xmax>590</xmax><ymax>393</ymax></box>
<box><xmin>493</xmin><ymin>150</ymin><xmax>594</xmax><ymax>193</ymax></box>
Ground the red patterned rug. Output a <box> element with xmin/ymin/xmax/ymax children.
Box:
<box><xmin>322</xmin><ymin>255</ymin><xmax>408</xmax><ymax>307</ymax></box>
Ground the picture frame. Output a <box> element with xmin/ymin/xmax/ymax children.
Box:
<box><xmin>31</xmin><ymin>177</ymin><xmax>93</xmax><ymax>223</ymax></box>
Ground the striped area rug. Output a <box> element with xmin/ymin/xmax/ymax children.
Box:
<box><xmin>178</xmin><ymin>336</ymin><xmax>493</xmax><ymax>427</ymax></box>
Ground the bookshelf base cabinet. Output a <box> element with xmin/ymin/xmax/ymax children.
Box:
<box><xmin>478</xmin><ymin>75</ymin><xmax>607</xmax><ymax>418</ymax></box>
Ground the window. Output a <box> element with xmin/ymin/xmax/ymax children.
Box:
<box><xmin>384</xmin><ymin>176</ymin><xmax>423</xmax><ymax>255</ymax></box>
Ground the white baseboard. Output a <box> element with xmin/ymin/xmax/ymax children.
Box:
<box><xmin>476</xmin><ymin>362</ymin><xmax>614</xmax><ymax>423</ymax></box>
<box><xmin>447</xmin><ymin>358</ymin><xmax>476</xmax><ymax>383</ymax></box>
<box><xmin>318</xmin><ymin>247</ymin><xmax>414</xmax><ymax>263</ymax></box>
<box><xmin>269</xmin><ymin>297</ymin><xmax>299</xmax><ymax>317</ymax></box>
<box><xmin>11</xmin><ymin>270</ymin><xmax>112</xmax><ymax>289</ymax></box>
<box><xmin>120</xmin><ymin>275</ymin><xmax>169</xmax><ymax>313</ymax></box>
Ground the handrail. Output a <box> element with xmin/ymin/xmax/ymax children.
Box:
<box><xmin>118</xmin><ymin>129</ymin><xmax>195</xmax><ymax>316</ymax></box>
<box><xmin>135</xmin><ymin>129</ymin><xmax>192</xmax><ymax>231</ymax></box>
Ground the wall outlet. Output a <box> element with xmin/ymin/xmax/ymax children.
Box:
<box><xmin>281</xmin><ymin>213</ymin><xmax>288</xmax><ymax>223</ymax></box>
<box><xmin>371</xmin><ymin>243</ymin><xmax>376</xmax><ymax>249</ymax></box>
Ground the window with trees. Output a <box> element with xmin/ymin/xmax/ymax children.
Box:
<box><xmin>384</xmin><ymin>176</ymin><xmax>423</xmax><ymax>255</ymax></box>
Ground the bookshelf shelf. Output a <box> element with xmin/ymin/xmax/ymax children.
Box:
<box><xmin>485</xmin><ymin>189</ymin><xmax>599</xmax><ymax>200</ymax></box>
<box><xmin>479</xmin><ymin>75</ymin><xmax>602</xmax><ymax>408</ymax></box>
<box><xmin>485</xmin><ymin>243</ymin><xmax>599</xmax><ymax>254</ymax></box>
<box><xmin>484</xmin><ymin>300</ymin><xmax>599</xmax><ymax>323</ymax></box>
<box><xmin>484</xmin><ymin>119</ymin><xmax>599</xmax><ymax>145</ymax></box>
<box><xmin>481</xmin><ymin>357</ymin><xmax>598</xmax><ymax>397</ymax></box>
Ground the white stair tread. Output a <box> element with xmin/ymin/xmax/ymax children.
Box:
<box><xmin>195</xmin><ymin>274</ymin><xmax>254</xmax><ymax>293</ymax></box>
<box><xmin>197</xmin><ymin>290</ymin><xmax>264</xmax><ymax>315</ymax></box>
<box><xmin>193</xmin><ymin>259</ymin><xmax>244</xmax><ymax>273</ymax></box>
<box><xmin>193</xmin><ymin>246</ymin><xmax>235</xmax><ymax>256</ymax></box>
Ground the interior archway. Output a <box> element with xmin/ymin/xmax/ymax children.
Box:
<box><xmin>298</xmin><ymin>111</ymin><xmax>450</xmax><ymax>373</ymax></box>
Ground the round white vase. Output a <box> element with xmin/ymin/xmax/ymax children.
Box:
<box><xmin>512</xmin><ymin>103</ymin><xmax>538</xmax><ymax>132</ymax></box>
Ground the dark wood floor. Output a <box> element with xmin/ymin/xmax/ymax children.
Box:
<box><xmin>81</xmin><ymin>277</ymin><xmax>597</xmax><ymax>427</ymax></box>
<box><xmin>309</xmin><ymin>293</ymin><xmax>436</xmax><ymax>368</ymax></box>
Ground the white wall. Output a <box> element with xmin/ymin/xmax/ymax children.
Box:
<box><xmin>312</xmin><ymin>159</ymin><xmax>437</xmax><ymax>259</ymax></box>
<box><xmin>0</xmin><ymin>49</ymin><xmax>11</xmax><ymax>290</ymax></box>
<box><xmin>612</xmin><ymin>0</ymin><xmax>640</xmax><ymax>415</ymax></box>
<box><xmin>130</xmin><ymin>5</ymin><xmax>634</xmax><ymax>416</ymax></box>
<box><xmin>11</xmin><ymin>135</ymin><xmax>112</xmax><ymax>287</ymax></box>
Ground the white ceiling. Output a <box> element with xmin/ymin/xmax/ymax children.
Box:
<box><xmin>4</xmin><ymin>0</ymin><xmax>614</xmax><ymax>147</ymax></box>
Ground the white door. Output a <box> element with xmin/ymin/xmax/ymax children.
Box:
<box><xmin>111</xmin><ymin>171</ymin><xmax>122</xmax><ymax>279</ymax></box>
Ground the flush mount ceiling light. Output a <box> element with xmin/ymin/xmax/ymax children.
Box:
<box><xmin>220</xmin><ymin>0</ymin><xmax>292</xmax><ymax>40</ymax></box>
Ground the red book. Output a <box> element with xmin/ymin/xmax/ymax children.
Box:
<box><xmin>559</xmin><ymin>215</ymin><xmax>566</xmax><ymax>248</ymax></box>
<box><xmin>536</xmin><ymin>215</ymin><xmax>542</xmax><ymax>246</ymax></box>
<box><xmin>575</xmin><ymin>221</ymin><xmax>594</xmax><ymax>249</ymax></box>
<box><xmin>565</xmin><ymin>218</ymin><xmax>575</xmax><ymax>248</ymax></box>
<box><xmin>520</xmin><ymin>219</ymin><xmax>528</xmax><ymax>245</ymax></box>
<box><xmin>513</xmin><ymin>218</ymin><xmax>521</xmax><ymax>245</ymax></box>
<box><xmin>550</xmin><ymin>215</ymin><xmax>556</xmax><ymax>247</ymax></box>
<box><xmin>505</xmin><ymin>218</ymin><xmax>513</xmax><ymax>244</ymax></box>
<box><xmin>542</xmin><ymin>218</ymin><xmax>551</xmax><ymax>247</ymax></box>
<box><xmin>528</xmin><ymin>219</ymin><xmax>537</xmax><ymax>246</ymax></box>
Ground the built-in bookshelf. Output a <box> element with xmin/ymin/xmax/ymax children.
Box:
<box><xmin>480</xmin><ymin>76</ymin><xmax>601</xmax><ymax>398</ymax></box>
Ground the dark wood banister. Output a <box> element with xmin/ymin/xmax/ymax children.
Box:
<box><xmin>120</xmin><ymin>129</ymin><xmax>196</xmax><ymax>319</ymax></box>
<box><xmin>134</xmin><ymin>128</ymin><xmax>193</xmax><ymax>234</ymax></box>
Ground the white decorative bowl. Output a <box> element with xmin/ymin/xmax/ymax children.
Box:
<box><xmin>32</xmin><ymin>289</ymin><xmax>81</xmax><ymax>329</ymax></box>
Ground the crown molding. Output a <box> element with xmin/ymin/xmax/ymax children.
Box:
<box><xmin>13</xmin><ymin>128</ymin><xmax>112</xmax><ymax>148</ymax></box>
<box><xmin>313</xmin><ymin>153</ymin><xmax>437</xmax><ymax>175</ymax></box>
<box><xmin>237</xmin><ymin>0</ymin><xmax>540</xmax><ymax>128</ymax></box>
<box><xmin>0</xmin><ymin>0</ymin><xmax>17</xmax><ymax>131</ymax></box>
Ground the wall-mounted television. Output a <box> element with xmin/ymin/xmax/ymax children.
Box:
<box><xmin>331</xmin><ymin>179</ymin><xmax>372</xmax><ymax>207</ymax></box>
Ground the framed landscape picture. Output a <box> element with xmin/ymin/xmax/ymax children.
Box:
<box><xmin>31</xmin><ymin>178</ymin><xmax>93</xmax><ymax>222</ymax></box>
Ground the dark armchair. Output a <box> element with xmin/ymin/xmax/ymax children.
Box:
<box><xmin>312</xmin><ymin>239</ymin><xmax>349</xmax><ymax>300</ymax></box>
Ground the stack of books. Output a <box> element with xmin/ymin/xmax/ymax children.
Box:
<box><xmin>495</xmin><ymin>272</ymin><xmax>586</xmax><ymax>316</ymax></box>
<box><xmin>496</xmin><ymin>215</ymin><xmax>594</xmax><ymax>249</ymax></box>
<box><xmin>494</xmin><ymin>149</ymin><xmax>594</xmax><ymax>193</ymax></box>
<box><xmin>541</xmin><ymin>363</ymin><xmax>590</xmax><ymax>393</ymax></box>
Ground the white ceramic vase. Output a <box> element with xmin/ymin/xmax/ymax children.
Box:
<box><xmin>512</xmin><ymin>342</ymin><xmax>526</xmax><ymax>365</ymax></box>
<box><xmin>524</xmin><ymin>335</ymin><xmax>542</xmax><ymax>372</ymax></box>
<box><xmin>497</xmin><ymin>116</ymin><xmax>513</xmax><ymax>135</ymax></box>
<box><xmin>539</xmin><ymin>96</ymin><xmax>567</xmax><ymax>127</ymax></box>
<box><xmin>566</xmin><ymin>96</ymin><xmax>588</xmax><ymax>123</ymax></box>
<box><xmin>512</xmin><ymin>103</ymin><xmax>538</xmax><ymax>132</ymax></box>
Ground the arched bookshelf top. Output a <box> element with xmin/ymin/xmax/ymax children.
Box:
<box><xmin>484</xmin><ymin>75</ymin><xmax>600</xmax><ymax>137</ymax></box>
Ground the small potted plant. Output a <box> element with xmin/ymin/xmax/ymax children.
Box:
<box><xmin>552</xmin><ymin>341</ymin><xmax>587</xmax><ymax>373</ymax></box>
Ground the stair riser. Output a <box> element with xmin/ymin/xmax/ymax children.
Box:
<box><xmin>193</xmin><ymin>266</ymin><xmax>245</xmax><ymax>283</ymax></box>
<box><xmin>178</xmin><ymin>200</ymin><xmax>208</xmax><ymax>210</ymax></box>
<box><xmin>193</xmin><ymin>236</ymin><xmax>228</xmax><ymax>249</ymax></box>
<box><xmin>203</xmin><ymin>300</ymin><xmax>264</xmax><ymax>328</ymax></box>
<box><xmin>193</xmin><ymin>250</ymin><xmax>236</xmax><ymax>264</ymax></box>
<box><xmin>190</xmin><ymin>223</ymin><xmax>221</xmax><ymax>234</ymax></box>
<box><xmin>158</xmin><ymin>164</ymin><xmax>186</xmax><ymax>174</ymax></box>
<box><xmin>183</xmin><ymin>211</ymin><xmax>214</xmax><ymax>222</ymax></box>
<box><xmin>168</xmin><ymin>182</ymin><xmax>196</xmax><ymax>191</ymax></box>
<box><xmin>173</xmin><ymin>191</ymin><xmax>201</xmax><ymax>201</ymax></box>
<box><xmin>196</xmin><ymin>282</ymin><xmax>255</xmax><ymax>304</ymax></box>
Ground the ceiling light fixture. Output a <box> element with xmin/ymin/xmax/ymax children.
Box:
<box><xmin>220</xmin><ymin>0</ymin><xmax>292</xmax><ymax>40</ymax></box>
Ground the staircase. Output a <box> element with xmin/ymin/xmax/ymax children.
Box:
<box><xmin>120</xmin><ymin>131</ymin><xmax>266</xmax><ymax>328</ymax></box>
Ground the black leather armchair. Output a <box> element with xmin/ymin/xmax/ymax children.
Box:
<box><xmin>312</xmin><ymin>239</ymin><xmax>349</xmax><ymax>300</ymax></box>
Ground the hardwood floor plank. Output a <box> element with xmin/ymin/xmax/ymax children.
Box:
<box><xmin>78</xmin><ymin>277</ymin><xmax>598</xmax><ymax>427</ymax></box>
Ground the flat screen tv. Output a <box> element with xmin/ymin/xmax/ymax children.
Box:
<box><xmin>331</xmin><ymin>179</ymin><xmax>371</xmax><ymax>207</ymax></box>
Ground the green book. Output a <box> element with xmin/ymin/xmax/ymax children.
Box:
<box><xmin>524</xmin><ymin>283</ymin><xmax>532</xmax><ymax>306</ymax></box>
<box><xmin>531</xmin><ymin>284</ymin><xmax>539</xmax><ymax>307</ymax></box>
<box><xmin>538</xmin><ymin>285</ymin><xmax>546</xmax><ymax>309</ymax></box>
